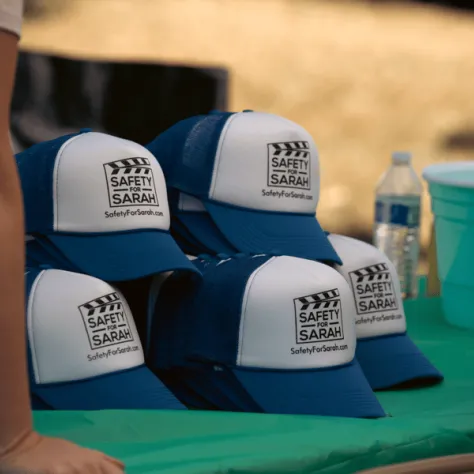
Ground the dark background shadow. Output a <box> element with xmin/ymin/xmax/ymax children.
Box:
<box><xmin>11</xmin><ymin>51</ymin><xmax>229</xmax><ymax>152</ymax></box>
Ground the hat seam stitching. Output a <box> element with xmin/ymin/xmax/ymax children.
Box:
<box><xmin>27</xmin><ymin>269</ymin><xmax>47</xmax><ymax>385</ymax></box>
<box><xmin>209</xmin><ymin>113</ymin><xmax>239</xmax><ymax>199</ymax></box>
<box><xmin>237</xmin><ymin>256</ymin><xmax>276</xmax><ymax>366</ymax></box>
<box><xmin>53</xmin><ymin>133</ymin><xmax>88</xmax><ymax>231</ymax></box>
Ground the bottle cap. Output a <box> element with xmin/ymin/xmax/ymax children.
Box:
<box><xmin>392</xmin><ymin>151</ymin><xmax>411</xmax><ymax>164</ymax></box>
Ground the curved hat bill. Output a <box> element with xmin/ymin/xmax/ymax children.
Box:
<box><xmin>356</xmin><ymin>333</ymin><xmax>444</xmax><ymax>390</ymax></box>
<box><xmin>33</xmin><ymin>365</ymin><xmax>186</xmax><ymax>410</ymax></box>
<box><xmin>48</xmin><ymin>230</ymin><xmax>201</xmax><ymax>281</ymax></box>
<box><xmin>204</xmin><ymin>201</ymin><xmax>342</xmax><ymax>264</ymax></box>
<box><xmin>177</xmin><ymin>212</ymin><xmax>238</xmax><ymax>255</ymax></box>
<box><xmin>230</xmin><ymin>359</ymin><xmax>386</xmax><ymax>418</ymax></box>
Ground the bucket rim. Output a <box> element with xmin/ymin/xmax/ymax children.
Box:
<box><xmin>423</xmin><ymin>161</ymin><xmax>474</xmax><ymax>189</ymax></box>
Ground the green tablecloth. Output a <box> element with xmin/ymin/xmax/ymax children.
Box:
<box><xmin>34</xmin><ymin>294</ymin><xmax>474</xmax><ymax>474</ymax></box>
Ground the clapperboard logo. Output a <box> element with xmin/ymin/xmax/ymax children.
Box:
<box><xmin>78</xmin><ymin>292</ymin><xmax>134</xmax><ymax>350</ymax></box>
<box><xmin>294</xmin><ymin>288</ymin><xmax>344</xmax><ymax>344</ymax></box>
<box><xmin>103</xmin><ymin>157</ymin><xmax>159</xmax><ymax>208</ymax></box>
<box><xmin>349</xmin><ymin>263</ymin><xmax>399</xmax><ymax>315</ymax></box>
<box><xmin>267</xmin><ymin>141</ymin><xmax>311</xmax><ymax>190</ymax></box>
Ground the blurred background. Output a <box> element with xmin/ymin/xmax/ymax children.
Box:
<box><xmin>15</xmin><ymin>0</ymin><xmax>474</xmax><ymax>273</ymax></box>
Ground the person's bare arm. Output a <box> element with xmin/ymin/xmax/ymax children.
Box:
<box><xmin>0</xmin><ymin>17</ymin><xmax>124</xmax><ymax>474</ymax></box>
<box><xmin>0</xmin><ymin>28</ymin><xmax>31</xmax><ymax>450</ymax></box>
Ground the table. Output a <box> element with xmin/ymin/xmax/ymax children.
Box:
<box><xmin>34</xmin><ymin>295</ymin><xmax>474</xmax><ymax>474</ymax></box>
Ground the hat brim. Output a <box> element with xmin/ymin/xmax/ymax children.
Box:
<box><xmin>29</xmin><ymin>236</ymin><xmax>77</xmax><ymax>271</ymax></box>
<box><xmin>48</xmin><ymin>230</ymin><xmax>200</xmax><ymax>281</ymax></box>
<box><xmin>170</xmin><ymin>219</ymin><xmax>206</xmax><ymax>255</ymax></box>
<box><xmin>171</xmin><ymin>215</ymin><xmax>213</xmax><ymax>253</ymax></box>
<box><xmin>33</xmin><ymin>365</ymin><xmax>186</xmax><ymax>410</ymax></box>
<box><xmin>230</xmin><ymin>359</ymin><xmax>385</xmax><ymax>418</ymax></box>
<box><xmin>356</xmin><ymin>333</ymin><xmax>444</xmax><ymax>390</ymax></box>
<box><xmin>177</xmin><ymin>212</ymin><xmax>238</xmax><ymax>255</ymax></box>
<box><xmin>204</xmin><ymin>201</ymin><xmax>342</xmax><ymax>264</ymax></box>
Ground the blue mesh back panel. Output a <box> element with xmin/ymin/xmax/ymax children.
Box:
<box><xmin>148</xmin><ymin>272</ymin><xmax>200</xmax><ymax>371</ymax></box>
<box><xmin>16</xmin><ymin>132</ymin><xmax>82</xmax><ymax>233</ymax></box>
<box><xmin>186</xmin><ymin>255</ymin><xmax>272</xmax><ymax>365</ymax></box>
<box><xmin>146</xmin><ymin>113</ymin><xmax>234</xmax><ymax>198</ymax></box>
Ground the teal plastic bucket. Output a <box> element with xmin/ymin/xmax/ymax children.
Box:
<box><xmin>423</xmin><ymin>161</ymin><xmax>474</xmax><ymax>329</ymax></box>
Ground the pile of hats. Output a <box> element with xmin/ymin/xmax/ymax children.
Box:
<box><xmin>20</xmin><ymin>110</ymin><xmax>443</xmax><ymax>418</ymax></box>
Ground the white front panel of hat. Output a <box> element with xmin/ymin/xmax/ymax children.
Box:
<box><xmin>209</xmin><ymin>113</ymin><xmax>320</xmax><ymax>213</ymax></box>
<box><xmin>53</xmin><ymin>132</ymin><xmax>170</xmax><ymax>232</ymax></box>
<box><xmin>28</xmin><ymin>269</ymin><xmax>145</xmax><ymax>384</ymax></box>
<box><xmin>328</xmin><ymin>234</ymin><xmax>407</xmax><ymax>338</ymax></box>
<box><xmin>237</xmin><ymin>256</ymin><xmax>356</xmax><ymax>369</ymax></box>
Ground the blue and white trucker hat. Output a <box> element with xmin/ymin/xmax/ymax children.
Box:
<box><xmin>17</xmin><ymin>130</ymin><xmax>200</xmax><ymax>281</ymax></box>
<box><xmin>146</xmin><ymin>111</ymin><xmax>341</xmax><ymax>264</ymax></box>
<box><xmin>149</xmin><ymin>254</ymin><xmax>385</xmax><ymax>417</ymax></box>
<box><xmin>327</xmin><ymin>234</ymin><xmax>444</xmax><ymax>390</ymax></box>
<box><xmin>26</xmin><ymin>267</ymin><xmax>186</xmax><ymax>410</ymax></box>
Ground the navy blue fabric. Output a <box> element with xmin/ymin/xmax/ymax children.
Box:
<box><xmin>356</xmin><ymin>333</ymin><xmax>444</xmax><ymax>390</ymax></box>
<box><xmin>47</xmin><ymin>230</ymin><xmax>200</xmax><ymax>282</ymax></box>
<box><xmin>171</xmin><ymin>216</ymin><xmax>212</xmax><ymax>254</ymax></box>
<box><xmin>16</xmin><ymin>132</ymin><xmax>83</xmax><ymax>234</ymax></box>
<box><xmin>231</xmin><ymin>360</ymin><xmax>385</xmax><ymax>418</ymax></box>
<box><xmin>155</xmin><ymin>369</ymin><xmax>219</xmax><ymax>410</ymax></box>
<box><xmin>32</xmin><ymin>366</ymin><xmax>186</xmax><ymax>410</ymax></box>
<box><xmin>186</xmin><ymin>255</ymin><xmax>272</xmax><ymax>365</ymax></box>
<box><xmin>175</xmin><ymin>366</ymin><xmax>262</xmax><ymax>413</ymax></box>
<box><xmin>31</xmin><ymin>394</ymin><xmax>52</xmax><ymax>410</ymax></box>
<box><xmin>148</xmin><ymin>257</ymin><xmax>263</xmax><ymax>411</ymax></box>
<box><xmin>149</xmin><ymin>271</ymin><xmax>200</xmax><ymax>371</ymax></box>
<box><xmin>26</xmin><ymin>240</ymin><xmax>58</xmax><ymax>269</ymax></box>
<box><xmin>148</xmin><ymin>272</ymin><xmax>218</xmax><ymax>409</ymax></box>
<box><xmin>167</xmin><ymin>184</ymin><xmax>237</xmax><ymax>255</ymax></box>
<box><xmin>171</xmin><ymin>228</ymin><xmax>203</xmax><ymax>256</ymax></box>
<box><xmin>27</xmin><ymin>237</ymin><xmax>76</xmax><ymax>271</ymax></box>
<box><xmin>146</xmin><ymin>112</ymin><xmax>234</xmax><ymax>198</ymax></box>
<box><xmin>192</xmin><ymin>256</ymin><xmax>221</xmax><ymax>273</ymax></box>
<box><xmin>177</xmin><ymin>212</ymin><xmax>238</xmax><ymax>255</ymax></box>
<box><xmin>204</xmin><ymin>201</ymin><xmax>342</xmax><ymax>265</ymax></box>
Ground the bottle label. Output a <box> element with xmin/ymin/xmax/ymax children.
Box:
<box><xmin>375</xmin><ymin>201</ymin><xmax>420</xmax><ymax>228</ymax></box>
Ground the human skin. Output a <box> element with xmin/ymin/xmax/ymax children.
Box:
<box><xmin>0</xmin><ymin>24</ymin><xmax>124</xmax><ymax>474</ymax></box>
<box><xmin>0</xmin><ymin>28</ymin><xmax>31</xmax><ymax>450</ymax></box>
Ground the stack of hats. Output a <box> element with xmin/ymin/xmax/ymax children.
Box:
<box><xmin>20</xmin><ymin>110</ymin><xmax>443</xmax><ymax>417</ymax></box>
<box><xmin>19</xmin><ymin>130</ymin><xmax>200</xmax><ymax>411</ymax></box>
<box><xmin>146</xmin><ymin>110</ymin><xmax>341</xmax><ymax>263</ymax></box>
<box><xmin>26</xmin><ymin>268</ymin><xmax>185</xmax><ymax>410</ymax></box>
<box><xmin>149</xmin><ymin>253</ymin><xmax>385</xmax><ymax>417</ymax></box>
<box><xmin>20</xmin><ymin>130</ymin><xmax>198</xmax><ymax>281</ymax></box>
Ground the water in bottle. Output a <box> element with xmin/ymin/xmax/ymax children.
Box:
<box><xmin>373</xmin><ymin>152</ymin><xmax>422</xmax><ymax>299</ymax></box>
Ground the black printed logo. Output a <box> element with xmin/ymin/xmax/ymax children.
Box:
<box><xmin>294</xmin><ymin>288</ymin><xmax>344</xmax><ymax>344</ymax></box>
<box><xmin>103</xmin><ymin>157</ymin><xmax>159</xmax><ymax>208</ymax></box>
<box><xmin>349</xmin><ymin>263</ymin><xmax>399</xmax><ymax>315</ymax></box>
<box><xmin>267</xmin><ymin>141</ymin><xmax>311</xmax><ymax>190</ymax></box>
<box><xmin>79</xmin><ymin>292</ymin><xmax>134</xmax><ymax>350</ymax></box>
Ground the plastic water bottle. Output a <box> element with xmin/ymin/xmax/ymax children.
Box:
<box><xmin>373</xmin><ymin>152</ymin><xmax>422</xmax><ymax>299</ymax></box>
